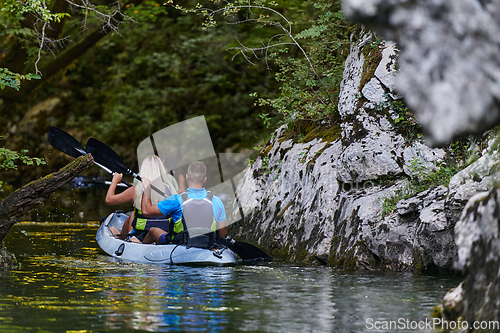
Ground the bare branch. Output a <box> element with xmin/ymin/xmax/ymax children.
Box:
<box><xmin>195</xmin><ymin>2</ymin><xmax>334</xmax><ymax>105</ymax></box>
<box><xmin>28</xmin><ymin>0</ymin><xmax>136</xmax><ymax>75</ymax></box>
<box><xmin>64</xmin><ymin>0</ymin><xmax>136</xmax><ymax>34</ymax></box>
<box><xmin>227</xmin><ymin>41</ymin><xmax>295</xmax><ymax>56</ymax></box>
<box><xmin>35</xmin><ymin>21</ymin><xmax>47</xmax><ymax>75</ymax></box>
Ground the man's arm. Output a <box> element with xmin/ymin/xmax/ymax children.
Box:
<box><xmin>140</xmin><ymin>177</ymin><xmax>163</xmax><ymax>216</ymax></box>
<box><xmin>213</xmin><ymin>196</ymin><xmax>227</xmax><ymax>238</ymax></box>
<box><xmin>217</xmin><ymin>220</ymin><xmax>227</xmax><ymax>238</ymax></box>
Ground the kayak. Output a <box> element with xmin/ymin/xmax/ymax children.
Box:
<box><xmin>96</xmin><ymin>211</ymin><xmax>238</xmax><ymax>265</ymax></box>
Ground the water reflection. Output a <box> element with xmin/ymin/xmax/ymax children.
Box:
<box><xmin>0</xmin><ymin>219</ymin><xmax>461</xmax><ymax>332</ymax></box>
<box><xmin>100</xmin><ymin>265</ymin><xmax>234</xmax><ymax>332</ymax></box>
<box><xmin>229</xmin><ymin>265</ymin><xmax>337</xmax><ymax>332</ymax></box>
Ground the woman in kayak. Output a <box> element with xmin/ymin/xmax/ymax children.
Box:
<box><xmin>105</xmin><ymin>154</ymin><xmax>180</xmax><ymax>208</ymax></box>
<box><xmin>109</xmin><ymin>155</ymin><xmax>176</xmax><ymax>241</ymax></box>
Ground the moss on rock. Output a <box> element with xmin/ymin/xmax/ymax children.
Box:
<box><xmin>303</xmin><ymin>124</ymin><xmax>342</xmax><ymax>143</ymax></box>
<box><xmin>359</xmin><ymin>41</ymin><xmax>383</xmax><ymax>92</ymax></box>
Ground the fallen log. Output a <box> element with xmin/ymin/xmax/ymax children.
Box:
<box><xmin>0</xmin><ymin>154</ymin><xmax>94</xmax><ymax>268</ymax></box>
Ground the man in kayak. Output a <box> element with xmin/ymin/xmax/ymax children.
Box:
<box><xmin>140</xmin><ymin>160</ymin><xmax>227</xmax><ymax>244</ymax></box>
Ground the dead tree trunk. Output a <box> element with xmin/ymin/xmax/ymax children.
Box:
<box><xmin>0</xmin><ymin>154</ymin><xmax>93</xmax><ymax>268</ymax></box>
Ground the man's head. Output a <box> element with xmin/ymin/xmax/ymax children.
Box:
<box><xmin>186</xmin><ymin>161</ymin><xmax>207</xmax><ymax>186</ymax></box>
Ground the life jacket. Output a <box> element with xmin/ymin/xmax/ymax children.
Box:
<box><xmin>132</xmin><ymin>185</ymin><xmax>185</xmax><ymax>235</ymax></box>
<box><xmin>181</xmin><ymin>191</ymin><xmax>217</xmax><ymax>232</ymax></box>
<box><xmin>181</xmin><ymin>191</ymin><xmax>218</xmax><ymax>248</ymax></box>
<box><xmin>132</xmin><ymin>207</ymin><xmax>171</xmax><ymax>231</ymax></box>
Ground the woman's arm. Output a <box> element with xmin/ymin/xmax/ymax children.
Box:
<box><xmin>177</xmin><ymin>174</ymin><xmax>186</xmax><ymax>193</ymax></box>
<box><xmin>105</xmin><ymin>173</ymin><xmax>134</xmax><ymax>205</ymax></box>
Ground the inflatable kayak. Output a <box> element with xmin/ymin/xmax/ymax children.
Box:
<box><xmin>96</xmin><ymin>211</ymin><xmax>238</xmax><ymax>265</ymax></box>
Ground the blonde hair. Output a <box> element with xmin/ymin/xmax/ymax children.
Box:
<box><xmin>134</xmin><ymin>155</ymin><xmax>176</xmax><ymax>209</ymax></box>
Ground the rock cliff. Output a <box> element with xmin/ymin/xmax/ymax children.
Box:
<box><xmin>437</xmin><ymin>183</ymin><xmax>500</xmax><ymax>329</ymax></box>
<box><xmin>230</xmin><ymin>31</ymin><xmax>500</xmax><ymax>272</ymax></box>
<box><xmin>338</xmin><ymin>0</ymin><xmax>500</xmax><ymax>327</ymax></box>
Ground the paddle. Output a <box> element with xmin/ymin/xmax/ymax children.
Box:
<box><xmin>218</xmin><ymin>236</ymin><xmax>271</xmax><ymax>261</ymax></box>
<box><xmin>85</xmin><ymin>137</ymin><xmax>164</xmax><ymax>196</ymax></box>
<box><xmin>48</xmin><ymin>126</ymin><xmax>132</xmax><ymax>188</ymax></box>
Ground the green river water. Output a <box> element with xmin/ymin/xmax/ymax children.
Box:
<box><xmin>0</xmin><ymin>186</ymin><xmax>462</xmax><ymax>332</ymax></box>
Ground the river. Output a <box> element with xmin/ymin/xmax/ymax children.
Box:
<box><xmin>0</xmin><ymin>185</ymin><xmax>461</xmax><ymax>332</ymax></box>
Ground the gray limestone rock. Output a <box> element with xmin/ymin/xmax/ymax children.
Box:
<box><xmin>443</xmin><ymin>186</ymin><xmax>500</xmax><ymax>326</ymax></box>
<box><xmin>231</xmin><ymin>35</ymin><xmax>500</xmax><ymax>272</ymax></box>
<box><xmin>342</xmin><ymin>0</ymin><xmax>500</xmax><ymax>146</ymax></box>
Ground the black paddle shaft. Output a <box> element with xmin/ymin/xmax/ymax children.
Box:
<box><xmin>48</xmin><ymin>126</ymin><xmax>132</xmax><ymax>188</ymax></box>
<box><xmin>86</xmin><ymin>138</ymin><xmax>164</xmax><ymax>196</ymax></box>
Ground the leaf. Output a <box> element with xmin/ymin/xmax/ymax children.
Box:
<box><xmin>295</xmin><ymin>25</ymin><xmax>327</xmax><ymax>40</ymax></box>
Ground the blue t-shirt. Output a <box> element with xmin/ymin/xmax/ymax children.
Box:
<box><xmin>156</xmin><ymin>194</ymin><xmax>183</xmax><ymax>222</ymax></box>
<box><xmin>186</xmin><ymin>188</ymin><xmax>226</xmax><ymax>224</ymax></box>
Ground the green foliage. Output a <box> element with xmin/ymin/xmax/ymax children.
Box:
<box><xmin>169</xmin><ymin>0</ymin><xmax>349</xmax><ymax>132</ymax></box>
<box><xmin>380</xmin><ymin>188</ymin><xmax>403</xmax><ymax>218</ymax></box>
<box><xmin>259</xmin><ymin>155</ymin><xmax>282</xmax><ymax>180</ymax></box>
<box><xmin>0</xmin><ymin>0</ymin><xmax>129</xmax><ymax>81</ymax></box>
<box><xmin>368</xmin><ymin>35</ymin><xmax>383</xmax><ymax>49</ymax></box>
<box><xmin>298</xmin><ymin>151</ymin><xmax>307</xmax><ymax>163</ymax></box>
<box><xmin>449</xmin><ymin>136</ymin><xmax>481</xmax><ymax>166</ymax></box>
<box><xmin>252</xmin><ymin>1</ymin><xmax>349</xmax><ymax>127</ymax></box>
<box><xmin>0</xmin><ymin>137</ymin><xmax>46</xmax><ymax>188</ymax></box>
<box><xmin>0</xmin><ymin>68</ymin><xmax>41</xmax><ymax>91</ymax></box>
<box><xmin>0</xmin><ymin>0</ymin><xmax>71</xmax><ymax>69</ymax></box>
<box><xmin>259</xmin><ymin>113</ymin><xmax>272</xmax><ymax>128</ymax></box>
<box><xmin>0</xmin><ymin>0</ymin><xmax>46</xmax><ymax>89</ymax></box>
<box><xmin>390</xmin><ymin>100</ymin><xmax>421</xmax><ymax>142</ymax></box>
<box><xmin>375</xmin><ymin>95</ymin><xmax>422</xmax><ymax>143</ymax></box>
<box><xmin>45</xmin><ymin>0</ymin><xmax>275</xmax><ymax>168</ymax></box>
<box><xmin>380</xmin><ymin>158</ymin><xmax>462</xmax><ymax>217</ymax></box>
<box><xmin>0</xmin><ymin>0</ymin><xmax>349</xmax><ymax>185</ymax></box>
<box><xmin>1</xmin><ymin>0</ymin><xmax>70</xmax><ymax>23</ymax></box>
<box><xmin>410</xmin><ymin>159</ymin><xmax>460</xmax><ymax>192</ymax></box>
<box><xmin>261</xmin><ymin>156</ymin><xmax>271</xmax><ymax>174</ymax></box>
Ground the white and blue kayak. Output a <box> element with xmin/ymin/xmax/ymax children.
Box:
<box><xmin>96</xmin><ymin>211</ymin><xmax>238</xmax><ymax>265</ymax></box>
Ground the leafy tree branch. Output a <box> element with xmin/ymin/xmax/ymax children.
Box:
<box><xmin>0</xmin><ymin>137</ymin><xmax>46</xmax><ymax>189</ymax></box>
<box><xmin>0</xmin><ymin>0</ymin><xmax>141</xmax><ymax>100</ymax></box>
<box><xmin>0</xmin><ymin>68</ymin><xmax>40</xmax><ymax>91</ymax></box>
<box><xmin>167</xmin><ymin>0</ymin><xmax>349</xmax><ymax>134</ymax></box>
<box><xmin>170</xmin><ymin>0</ymin><xmax>334</xmax><ymax>106</ymax></box>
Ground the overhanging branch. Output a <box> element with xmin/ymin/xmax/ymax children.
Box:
<box><xmin>0</xmin><ymin>154</ymin><xmax>94</xmax><ymax>242</ymax></box>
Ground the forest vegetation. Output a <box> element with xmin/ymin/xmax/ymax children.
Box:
<box><xmin>0</xmin><ymin>0</ymin><xmax>349</xmax><ymax>195</ymax></box>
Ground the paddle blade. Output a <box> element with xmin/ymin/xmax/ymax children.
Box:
<box><xmin>86</xmin><ymin>138</ymin><xmax>130</xmax><ymax>175</ymax></box>
<box><xmin>47</xmin><ymin>126</ymin><xmax>86</xmax><ymax>159</ymax></box>
<box><xmin>234</xmin><ymin>241</ymin><xmax>272</xmax><ymax>261</ymax></box>
<box><xmin>218</xmin><ymin>238</ymin><xmax>271</xmax><ymax>261</ymax></box>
